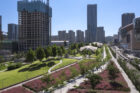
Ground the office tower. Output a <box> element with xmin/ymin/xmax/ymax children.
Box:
<box><xmin>85</xmin><ymin>30</ymin><xmax>89</xmax><ymax>43</ymax></box>
<box><xmin>76</xmin><ymin>30</ymin><xmax>84</xmax><ymax>43</ymax></box>
<box><xmin>122</xmin><ymin>13</ymin><xmax>135</xmax><ymax>27</ymax></box>
<box><xmin>105</xmin><ymin>36</ymin><xmax>113</xmax><ymax>43</ymax></box>
<box><xmin>58</xmin><ymin>30</ymin><xmax>67</xmax><ymax>41</ymax></box>
<box><xmin>87</xmin><ymin>4</ymin><xmax>97</xmax><ymax>42</ymax></box>
<box><xmin>51</xmin><ymin>35</ymin><xmax>59</xmax><ymax>41</ymax></box>
<box><xmin>18</xmin><ymin>0</ymin><xmax>52</xmax><ymax>51</ymax></box>
<box><xmin>8</xmin><ymin>24</ymin><xmax>18</xmax><ymax>41</ymax></box>
<box><xmin>96</xmin><ymin>27</ymin><xmax>105</xmax><ymax>43</ymax></box>
<box><xmin>0</xmin><ymin>16</ymin><xmax>1</xmax><ymax>31</ymax></box>
<box><xmin>68</xmin><ymin>30</ymin><xmax>75</xmax><ymax>43</ymax></box>
<box><xmin>0</xmin><ymin>16</ymin><xmax>2</xmax><ymax>41</ymax></box>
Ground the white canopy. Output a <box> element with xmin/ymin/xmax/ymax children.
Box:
<box><xmin>80</xmin><ymin>45</ymin><xmax>98</xmax><ymax>52</ymax></box>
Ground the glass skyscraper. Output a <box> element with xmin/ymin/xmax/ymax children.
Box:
<box><xmin>87</xmin><ymin>4</ymin><xmax>97</xmax><ymax>43</ymax></box>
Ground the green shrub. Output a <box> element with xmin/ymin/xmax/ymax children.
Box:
<box><xmin>86</xmin><ymin>73</ymin><xmax>102</xmax><ymax>88</ymax></box>
<box><xmin>118</xmin><ymin>59</ymin><xmax>140</xmax><ymax>92</ymax></box>
<box><xmin>107</xmin><ymin>62</ymin><xmax>119</xmax><ymax>80</ymax></box>
<box><xmin>7</xmin><ymin>63</ymin><xmax>22</xmax><ymax>71</ymax></box>
<box><xmin>70</xmin><ymin>67</ymin><xmax>79</xmax><ymax>78</ymax></box>
<box><xmin>41</xmin><ymin>74</ymin><xmax>54</xmax><ymax>86</ymax></box>
<box><xmin>0</xmin><ymin>63</ymin><xmax>6</xmax><ymax>70</ymax></box>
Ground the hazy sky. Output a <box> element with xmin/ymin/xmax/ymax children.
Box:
<box><xmin>0</xmin><ymin>0</ymin><xmax>140</xmax><ymax>36</ymax></box>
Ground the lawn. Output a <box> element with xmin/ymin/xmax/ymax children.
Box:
<box><xmin>52</xmin><ymin>58</ymin><xmax>78</xmax><ymax>71</ymax></box>
<box><xmin>0</xmin><ymin>58</ymin><xmax>60</xmax><ymax>89</ymax></box>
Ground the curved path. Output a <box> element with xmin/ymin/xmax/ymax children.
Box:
<box><xmin>108</xmin><ymin>47</ymin><xmax>139</xmax><ymax>93</ymax></box>
<box><xmin>48</xmin><ymin>60</ymin><xmax>62</xmax><ymax>74</ymax></box>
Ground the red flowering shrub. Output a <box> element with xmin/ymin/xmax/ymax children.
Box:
<box><xmin>23</xmin><ymin>63</ymin><xmax>80</xmax><ymax>92</ymax></box>
<box><xmin>1</xmin><ymin>86</ymin><xmax>33</xmax><ymax>93</ymax></box>
<box><xmin>68</xmin><ymin>63</ymin><xmax>130</xmax><ymax>93</ymax></box>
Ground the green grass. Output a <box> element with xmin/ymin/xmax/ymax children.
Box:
<box><xmin>71</xmin><ymin>53</ymin><xmax>82</xmax><ymax>57</ymax></box>
<box><xmin>75</xmin><ymin>54</ymin><xmax>82</xmax><ymax>57</ymax></box>
<box><xmin>52</xmin><ymin>58</ymin><xmax>78</xmax><ymax>71</ymax></box>
<box><xmin>91</xmin><ymin>54</ymin><xmax>97</xmax><ymax>58</ymax></box>
<box><xmin>0</xmin><ymin>58</ymin><xmax>60</xmax><ymax>89</ymax></box>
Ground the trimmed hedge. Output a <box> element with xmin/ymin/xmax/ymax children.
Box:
<box><xmin>7</xmin><ymin>63</ymin><xmax>23</xmax><ymax>71</ymax></box>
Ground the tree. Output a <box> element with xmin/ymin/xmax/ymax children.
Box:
<box><xmin>96</xmin><ymin>49</ymin><xmax>100</xmax><ymax>56</ymax></box>
<box><xmin>0</xmin><ymin>56</ymin><xmax>4</xmax><ymax>63</ymax></box>
<box><xmin>107</xmin><ymin>62</ymin><xmax>119</xmax><ymax>80</ymax></box>
<box><xmin>60</xmin><ymin>46</ymin><xmax>65</xmax><ymax>54</ymax></box>
<box><xmin>26</xmin><ymin>49</ymin><xmax>35</xmax><ymax>63</ymax></box>
<box><xmin>64</xmin><ymin>40</ymin><xmax>67</xmax><ymax>46</ymax></box>
<box><xmin>82</xmin><ymin>50</ymin><xmax>87</xmax><ymax>57</ymax></box>
<box><xmin>36</xmin><ymin>47</ymin><xmax>45</xmax><ymax>61</ymax></box>
<box><xmin>52</xmin><ymin>45</ymin><xmax>57</xmax><ymax>57</ymax></box>
<box><xmin>45</xmin><ymin>46</ymin><xmax>52</xmax><ymax>59</ymax></box>
<box><xmin>57</xmin><ymin>47</ymin><xmax>63</xmax><ymax>57</ymax></box>
<box><xmin>88</xmin><ymin>50</ymin><xmax>92</xmax><ymax>58</ymax></box>
<box><xmin>86</xmin><ymin>73</ymin><xmax>102</xmax><ymax>88</ymax></box>
<box><xmin>41</xmin><ymin>74</ymin><xmax>54</xmax><ymax>86</ymax></box>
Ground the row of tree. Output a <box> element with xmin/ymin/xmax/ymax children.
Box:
<box><xmin>26</xmin><ymin>45</ymin><xmax>66</xmax><ymax>63</ymax></box>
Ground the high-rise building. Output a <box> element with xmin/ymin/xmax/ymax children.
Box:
<box><xmin>105</xmin><ymin>36</ymin><xmax>113</xmax><ymax>43</ymax></box>
<box><xmin>0</xmin><ymin>15</ymin><xmax>3</xmax><ymax>41</ymax></box>
<box><xmin>0</xmin><ymin>16</ymin><xmax>2</xmax><ymax>31</ymax></box>
<box><xmin>51</xmin><ymin>35</ymin><xmax>59</xmax><ymax>41</ymax></box>
<box><xmin>58</xmin><ymin>30</ymin><xmax>67</xmax><ymax>41</ymax></box>
<box><xmin>122</xmin><ymin>13</ymin><xmax>135</xmax><ymax>27</ymax></box>
<box><xmin>85</xmin><ymin>30</ymin><xmax>89</xmax><ymax>43</ymax></box>
<box><xmin>96</xmin><ymin>27</ymin><xmax>105</xmax><ymax>43</ymax></box>
<box><xmin>87</xmin><ymin>4</ymin><xmax>97</xmax><ymax>42</ymax></box>
<box><xmin>76</xmin><ymin>30</ymin><xmax>84</xmax><ymax>43</ymax></box>
<box><xmin>18</xmin><ymin>0</ymin><xmax>52</xmax><ymax>51</ymax></box>
<box><xmin>8</xmin><ymin>24</ymin><xmax>18</xmax><ymax>41</ymax></box>
<box><xmin>68</xmin><ymin>30</ymin><xmax>75</xmax><ymax>43</ymax></box>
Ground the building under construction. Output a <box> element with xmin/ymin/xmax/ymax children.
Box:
<box><xmin>18</xmin><ymin>0</ymin><xmax>52</xmax><ymax>51</ymax></box>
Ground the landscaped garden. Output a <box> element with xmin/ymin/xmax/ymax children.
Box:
<box><xmin>68</xmin><ymin>61</ymin><xmax>130</xmax><ymax>93</ymax></box>
<box><xmin>22</xmin><ymin>59</ymin><xmax>103</xmax><ymax>92</ymax></box>
<box><xmin>1</xmin><ymin>43</ymin><xmax>108</xmax><ymax>93</ymax></box>
<box><xmin>0</xmin><ymin>58</ymin><xmax>60</xmax><ymax>89</ymax></box>
<box><xmin>52</xmin><ymin>58</ymin><xmax>78</xmax><ymax>71</ymax></box>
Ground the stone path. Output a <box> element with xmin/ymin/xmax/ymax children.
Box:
<box><xmin>48</xmin><ymin>60</ymin><xmax>62</xmax><ymax>74</ymax></box>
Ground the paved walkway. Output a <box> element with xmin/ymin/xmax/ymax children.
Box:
<box><xmin>48</xmin><ymin>60</ymin><xmax>62</xmax><ymax>74</ymax></box>
<box><xmin>53</xmin><ymin>46</ymin><xmax>107</xmax><ymax>93</ymax></box>
<box><xmin>108</xmin><ymin>47</ymin><xmax>139</xmax><ymax>93</ymax></box>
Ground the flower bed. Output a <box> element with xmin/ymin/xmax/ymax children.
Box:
<box><xmin>1</xmin><ymin>86</ymin><xmax>33</xmax><ymax>93</ymax></box>
<box><xmin>23</xmin><ymin>59</ymin><xmax>99</xmax><ymax>92</ymax></box>
<box><xmin>23</xmin><ymin>63</ymin><xmax>80</xmax><ymax>92</ymax></box>
<box><xmin>68</xmin><ymin>63</ymin><xmax>130</xmax><ymax>93</ymax></box>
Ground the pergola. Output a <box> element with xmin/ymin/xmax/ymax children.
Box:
<box><xmin>80</xmin><ymin>46</ymin><xmax>98</xmax><ymax>52</ymax></box>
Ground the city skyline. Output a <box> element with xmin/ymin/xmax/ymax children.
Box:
<box><xmin>0</xmin><ymin>0</ymin><xmax>140</xmax><ymax>36</ymax></box>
